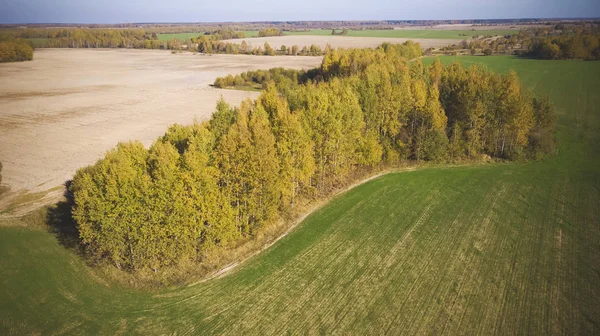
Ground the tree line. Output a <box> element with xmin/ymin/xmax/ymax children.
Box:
<box><xmin>0</xmin><ymin>37</ymin><xmax>34</xmax><ymax>62</ymax></box>
<box><xmin>429</xmin><ymin>24</ymin><xmax>600</xmax><ymax>59</ymax></box>
<box><xmin>206</xmin><ymin>29</ymin><xmax>246</xmax><ymax>40</ymax></box>
<box><xmin>213</xmin><ymin>42</ymin><xmax>421</xmax><ymax>89</ymax></box>
<box><xmin>0</xmin><ymin>28</ymin><xmax>246</xmax><ymax>50</ymax></box>
<box><xmin>214</xmin><ymin>67</ymin><xmax>320</xmax><ymax>89</ymax></box>
<box><xmin>71</xmin><ymin>42</ymin><xmax>555</xmax><ymax>273</ymax></box>
<box><xmin>5</xmin><ymin>28</ymin><xmax>170</xmax><ymax>49</ymax></box>
<box><xmin>258</xmin><ymin>28</ymin><xmax>284</xmax><ymax>37</ymax></box>
<box><xmin>195</xmin><ymin>36</ymin><xmax>324</xmax><ymax>56</ymax></box>
<box><xmin>528</xmin><ymin>31</ymin><xmax>600</xmax><ymax>60</ymax></box>
<box><xmin>331</xmin><ymin>29</ymin><xmax>349</xmax><ymax>36</ymax></box>
<box><xmin>1</xmin><ymin>26</ymin><xmax>326</xmax><ymax>56</ymax></box>
<box><xmin>524</xmin><ymin>24</ymin><xmax>600</xmax><ymax>60</ymax></box>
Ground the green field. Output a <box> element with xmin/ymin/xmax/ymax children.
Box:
<box><xmin>242</xmin><ymin>30</ymin><xmax>260</xmax><ymax>38</ymax></box>
<box><xmin>282</xmin><ymin>29</ymin><xmax>517</xmax><ymax>39</ymax></box>
<box><xmin>1</xmin><ymin>56</ymin><xmax>599</xmax><ymax>334</ymax></box>
<box><xmin>25</xmin><ymin>38</ymin><xmax>49</xmax><ymax>48</ymax></box>
<box><xmin>157</xmin><ymin>33</ymin><xmax>203</xmax><ymax>41</ymax></box>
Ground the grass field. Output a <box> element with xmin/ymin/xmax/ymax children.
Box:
<box><xmin>282</xmin><ymin>29</ymin><xmax>517</xmax><ymax>39</ymax></box>
<box><xmin>1</xmin><ymin>56</ymin><xmax>599</xmax><ymax>334</ymax></box>
<box><xmin>157</xmin><ymin>33</ymin><xmax>202</xmax><ymax>41</ymax></box>
<box><xmin>242</xmin><ymin>30</ymin><xmax>259</xmax><ymax>38</ymax></box>
<box><xmin>25</xmin><ymin>38</ymin><xmax>49</xmax><ymax>48</ymax></box>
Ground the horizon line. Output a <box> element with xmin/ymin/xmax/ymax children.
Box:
<box><xmin>2</xmin><ymin>17</ymin><xmax>599</xmax><ymax>26</ymax></box>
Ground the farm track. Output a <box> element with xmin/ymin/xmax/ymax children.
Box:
<box><xmin>0</xmin><ymin>56</ymin><xmax>599</xmax><ymax>334</ymax></box>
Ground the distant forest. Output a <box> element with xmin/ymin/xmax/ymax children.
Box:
<box><xmin>2</xmin><ymin>28</ymin><xmax>178</xmax><ymax>49</ymax></box>
<box><xmin>0</xmin><ymin>18</ymin><xmax>583</xmax><ymax>31</ymax></box>
<box><xmin>2</xmin><ymin>21</ymin><xmax>598</xmax><ymax>60</ymax></box>
<box><xmin>0</xmin><ymin>27</ymin><xmax>329</xmax><ymax>58</ymax></box>
<box><xmin>71</xmin><ymin>42</ymin><xmax>555</xmax><ymax>274</ymax></box>
<box><xmin>430</xmin><ymin>24</ymin><xmax>600</xmax><ymax>59</ymax></box>
<box><xmin>527</xmin><ymin>25</ymin><xmax>600</xmax><ymax>60</ymax></box>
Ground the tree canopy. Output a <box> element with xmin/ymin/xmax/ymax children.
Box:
<box><xmin>72</xmin><ymin>43</ymin><xmax>556</xmax><ymax>274</ymax></box>
<box><xmin>0</xmin><ymin>37</ymin><xmax>33</xmax><ymax>62</ymax></box>
<box><xmin>528</xmin><ymin>32</ymin><xmax>600</xmax><ymax>60</ymax></box>
<box><xmin>258</xmin><ymin>28</ymin><xmax>284</xmax><ymax>37</ymax></box>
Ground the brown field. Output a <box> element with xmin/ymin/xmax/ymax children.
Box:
<box><xmin>0</xmin><ymin>49</ymin><xmax>321</xmax><ymax>203</ymax></box>
<box><xmin>242</xmin><ymin>35</ymin><xmax>460</xmax><ymax>50</ymax></box>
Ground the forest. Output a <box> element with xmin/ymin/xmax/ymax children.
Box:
<box><xmin>0</xmin><ymin>37</ymin><xmax>34</xmax><ymax>62</ymax></box>
<box><xmin>2</xmin><ymin>28</ymin><xmax>165</xmax><ymax>49</ymax></box>
<box><xmin>0</xmin><ymin>27</ymin><xmax>324</xmax><ymax>56</ymax></box>
<box><xmin>527</xmin><ymin>31</ymin><xmax>600</xmax><ymax>60</ymax></box>
<box><xmin>70</xmin><ymin>41</ymin><xmax>555</xmax><ymax>274</ymax></box>
<box><xmin>1</xmin><ymin>27</ymin><xmax>215</xmax><ymax>50</ymax></box>
<box><xmin>428</xmin><ymin>24</ymin><xmax>600</xmax><ymax>58</ymax></box>
<box><xmin>71</xmin><ymin>43</ymin><xmax>554</xmax><ymax>272</ymax></box>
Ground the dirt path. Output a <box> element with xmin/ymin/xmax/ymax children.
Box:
<box><xmin>0</xmin><ymin>49</ymin><xmax>321</xmax><ymax>207</ymax></box>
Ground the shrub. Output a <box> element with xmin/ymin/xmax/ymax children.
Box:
<box><xmin>0</xmin><ymin>38</ymin><xmax>34</xmax><ymax>63</ymax></box>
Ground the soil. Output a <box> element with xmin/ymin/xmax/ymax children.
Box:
<box><xmin>0</xmin><ymin>49</ymin><xmax>321</xmax><ymax>202</ymax></box>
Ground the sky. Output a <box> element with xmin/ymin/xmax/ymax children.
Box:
<box><xmin>1</xmin><ymin>0</ymin><xmax>599</xmax><ymax>24</ymax></box>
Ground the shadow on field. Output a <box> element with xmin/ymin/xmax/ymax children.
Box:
<box><xmin>46</xmin><ymin>180</ymin><xmax>81</xmax><ymax>251</ymax></box>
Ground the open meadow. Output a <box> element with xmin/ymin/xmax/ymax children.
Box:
<box><xmin>0</xmin><ymin>49</ymin><xmax>320</xmax><ymax>205</ymax></box>
<box><xmin>157</xmin><ymin>32</ymin><xmax>203</xmax><ymax>41</ymax></box>
<box><xmin>1</xmin><ymin>55</ymin><xmax>598</xmax><ymax>334</ymax></box>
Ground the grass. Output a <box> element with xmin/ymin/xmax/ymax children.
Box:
<box><xmin>25</xmin><ymin>38</ymin><xmax>49</xmax><ymax>48</ymax></box>
<box><xmin>1</xmin><ymin>56</ymin><xmax>599</xmax><ymax>334</ymax></box>
<box><xmin>242</xmin><ymin>30</ymin><xmax>260</xmax><ymax>38</ymax></box>
<box><xmin>157</xmin><ymin>33</ymin><xmax>202</xmax><ymax>41</ymax></box>
<box><xmin>281</xmin><ymin>29</ymin><xmax>517</xmax><ymax>39</ymax></box>
<box><xmin>0</xmin><ymin>187</ymin><xmax>61</xmax><ymax>215</ymax></box>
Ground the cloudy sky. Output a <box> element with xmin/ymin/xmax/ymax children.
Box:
<box><xmin>1</xmin><ymin>0</ymin><xmax>599</xmax><ymax>24</ymax></box>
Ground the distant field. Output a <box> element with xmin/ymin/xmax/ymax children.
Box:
<box><xmin>1</xmin><ymin>56</ymin><xmax>599</xmax><ymax>334</ymax></box>
<box><xmin>243</xmin><ymin>30</ymin><xmax>259</xmax><ymax>38</ymax></box>
<box><xmin>282</xmin><ymin>29</ymin><xmax>517</xmax><ymax>39</ymax></box>
<box><xmin>157</xmin><ymin>32</ymin><xmax>202</xmax><ymax>41</ymax></box>
<box><xmin>25</xmin><ymin>38</ymin><xmax>49</xmax><ymax>48</ymax></box>
<box><xmin>161</xmin><ymin>29</ymin><xmax>514</xmax><ymax>42</ymax></box>
<box><xmin>159</xmin><ymin>31</ymin><xmax>259</xmax><ymax>41</ymax></box>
